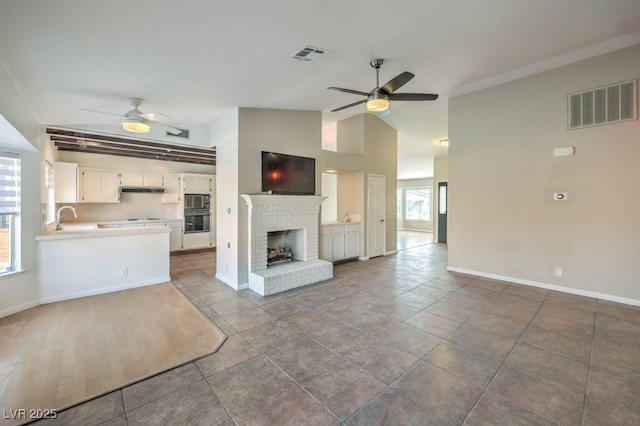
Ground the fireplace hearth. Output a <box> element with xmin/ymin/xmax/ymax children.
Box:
<box><xmin>242</xmin><ymin>194</ymin><xmax>333</xmax><ymax>295</ymax></box>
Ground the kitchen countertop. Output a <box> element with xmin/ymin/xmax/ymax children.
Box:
<box><xmin>36</xmin><ymin>221</ymin><xmax>172</xmax><ymax>241</ymax></box>
<box><xmin>321</xmin><ymin>221</ymin><xmax>361</xmax><ymax>226</ymax></box>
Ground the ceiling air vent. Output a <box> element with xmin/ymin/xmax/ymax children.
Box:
<box><xmin>290</xmin><ymin>45</ymin><xmax>328</xmax><ymax>62</ymax></box>
<box><xmin>166</xmin><ymin>128</ymin><xmax>190</xmax><ymax>139</ymax></box>
<box><xmin>568</xmin><ymin>79</ymin><xmax>637</xmax><ymax>130</ymax></box>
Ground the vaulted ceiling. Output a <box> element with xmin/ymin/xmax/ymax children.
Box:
<box><xmin>1</xmin><ymin>1</ymin><xmax>639</xmax><ymax>178</ymax></box>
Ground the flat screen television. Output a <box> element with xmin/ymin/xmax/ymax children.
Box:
<box><xmin>261</xmin><ymin>151</ymin><xmax>316</xmax><ymax>195</ymax></box>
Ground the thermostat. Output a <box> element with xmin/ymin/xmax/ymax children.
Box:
<box><xmin>554</xmin><ymin>192</ymin><xmax>567</xmax><ymax>201</ymax></box>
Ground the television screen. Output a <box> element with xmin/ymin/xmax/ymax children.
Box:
<box><xmin>262</xmin><ymin>151</ymin><xmax>316</xmax><ymax>195</ymax></box>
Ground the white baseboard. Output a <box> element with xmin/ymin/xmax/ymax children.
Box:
<box><xmin>0</xmin><ymin>299</ymin><xmax>40</xmax><ymax>319</ymax></box>
<box><xmin>385</xmin><ymin>250</ymin><xmax>397</xmax><ymax>256</ymax></box>
<box><xmin>39</xmin><ymin>277</ymin><xmax>170</xmax><ymax>305</ymax></box>
<box><xmin>447</xmin><ymin>266</ymin><xmax>640</xmax><ymax>307</ymax></box>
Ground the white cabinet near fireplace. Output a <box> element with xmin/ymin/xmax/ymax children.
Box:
<box><xmin>320</xmin><ymin>222</ymin><xmax>360</xmax><ymax>262</ymax></box>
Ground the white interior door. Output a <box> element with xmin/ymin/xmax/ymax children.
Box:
<box><xmin>367</xmin><ymin>174</ymin><xmax>385</xmax><ymax>258</ymax></box>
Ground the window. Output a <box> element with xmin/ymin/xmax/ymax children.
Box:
<box><xmin>0</xmin><ymin>153</ymin><xmax>20</xmax><ymax>274</ymax></box>
<box><xmin>45</xmin><ymin>161</ymin><xmax>55</xmax><ymax>224</ymax></box>
<box><xmin>396</xmin><ymin>189</ymin><xmax>402</xmax><ymax>219</ymax></box>
<box><xmin>404</xmin><ymin>187</ymin><xmax>432</xmax><ymax>221</ymax></box>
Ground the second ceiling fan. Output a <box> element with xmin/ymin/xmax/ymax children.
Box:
<box><xmin>328</xmin><ymin>59</ymin><xmax>438</xmax><ymax>112</ymax></box>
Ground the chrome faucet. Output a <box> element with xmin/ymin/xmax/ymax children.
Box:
<box><xmin>56</xmin><ymin>206</ymin><xmax>77</xmax><ymax>230</ymax></box>
<box><xmin>343</xmin><ymin>213</ymin><xmax>351</xmax><ymax>222</ymax></box>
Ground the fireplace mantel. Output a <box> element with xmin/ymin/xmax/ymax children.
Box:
<box><xmin>241</xmin><ymin>194</ymin><xmax>333</xmax><ymax>295</ymax></box>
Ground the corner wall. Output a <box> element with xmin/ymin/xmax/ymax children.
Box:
<box><xmin>448</xmin><ymin>44</ymin><xmax>640</xmax><ymax>303</ymax></box>
<box><xmin>0</xmin><ymin>63</ymin><xmax>43</xmax><ymax>317</ymax></box>
<box><xmin>214</xmin><ymin>108</ymin><xmax>323</xmax><ymax>289</ymax></box>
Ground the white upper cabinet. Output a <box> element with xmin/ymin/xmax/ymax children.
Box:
<box><xmin>143</xmin><ymin>173</ymin><xmax>164</xmax><ymax>187</ymax></box>
<box><xmin>78</xmin><ymin>167</ymin><xmax>120</xmax><ymax>203</ymax></box>
<box><xmin>119</xmin><ymin>172</ymin><xmax>164</xmax><ymax>187</ymax></box>
<box><xmin>182</xmin><ymin>173</ymin><xmax>215</xmax><ymax>194</ymax></box>
<box><xmin>162</xmin><ymin>174</ymin><xmax>181</xmax><ymax>203</ymax></box>
<box><xmin>54</xmin><ymin>162</ymin><xmax>78</xmax><ymax>203</ymax></box>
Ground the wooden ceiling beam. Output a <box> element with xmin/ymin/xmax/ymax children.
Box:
<box><xmin>46</xmin><ymin>127</ymin><xmax>216</xmax><ymax>165</ymax></box>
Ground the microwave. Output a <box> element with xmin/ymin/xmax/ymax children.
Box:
<box><xmin>185</xmin><ymin>193</ymin><xmax>210</xmax><ymax>210</ymax></box>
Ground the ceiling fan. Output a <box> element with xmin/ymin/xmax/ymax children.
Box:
<box><xmin>328</xmin><ymin>59</ymin><xmax>438</xmax><ymax>113</ymax></box>
<box><xmin>81</xmin><ymin>98</ymin><xmax>179</xmax><ymax>134</ymax></box>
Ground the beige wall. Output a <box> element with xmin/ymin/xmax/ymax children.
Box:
<box><xmin>213</xmin><ymin>108</ymin><xmax>323</xmax><ymax>288</ymax></box>
<box><xmin>448</xmin><ymin>44</ymin><xmax>640</xmax><ymax>303</ymax></box>
<box><xmin>363</xmin><ymin>114</ymin><xmax>398</xmax><ymax>254</ymax></box>
<box><xmin>335</xmin><ymin>113</ymin><xmax>398</xmax><ymax>256</ymax></box>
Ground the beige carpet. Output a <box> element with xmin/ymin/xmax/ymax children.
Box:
<box><xmin>0</xmin><ymin>283</ymin><xmax>226</xmax><ymax>425</ymax></box>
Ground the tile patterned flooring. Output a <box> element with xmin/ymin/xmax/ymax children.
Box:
<box><xmin>34</xmin><ymin>242</ymin><xmax>640</xmax><ymax>425</ymax></box>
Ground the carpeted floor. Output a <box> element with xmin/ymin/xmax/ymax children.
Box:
<box><xmin>0</xmin><ymin>283</ymin><xmax>226</xmax><ymax>426</ymax></box>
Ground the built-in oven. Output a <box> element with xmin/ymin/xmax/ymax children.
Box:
<box><xmin>185</xmin><ymin>193</ymin><xmax>210</xmax><ymax>210</ymax></box>
<box><xmin>184</xmin><ymin>209</ymin><xmax>211</xmax><ymax>234</ymax></box>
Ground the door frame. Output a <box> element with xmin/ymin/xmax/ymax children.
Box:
<box><xmin>436</xmin><ymin>180</ymin><xmax>448</xmax><ymax>244</ymax></box>
<box><xmin>367</xmin><ymin>173</ymin><xmax>386</xmax><ymax>259</ymax></box>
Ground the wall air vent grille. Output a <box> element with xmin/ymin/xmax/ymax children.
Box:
<box><xmin>290</xmin><ymin>45</ymin><xmax>328</xmax><ymax>62</ymax></box>
<box><xmin>166</xmin><ymin>128</ymin><xmax>190</xmax><ymax>139</ymax></box>
<box><xmin>568</xmin><ymin>79</ymin><xmax>637</xmax><ymax>129</ymax></box>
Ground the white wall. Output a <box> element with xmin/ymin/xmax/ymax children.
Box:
<box><xmin>321</xmin><ymin>173</ymin><xmax>338</xmax><ymax>222</ymax></box>
<box><xmin>0</xmin><ymin>66</ymin><xmax>43</xmax><ymax>317</ymax></box>
<box><xmin>211</xmin><ymin>109</ymin><xmax>240</xmax><ymax>287</ymax></box>
<box><xmin>448</xmin><ymin>44</ymin><xmax>640</xmax><ymax>303</ymax></box>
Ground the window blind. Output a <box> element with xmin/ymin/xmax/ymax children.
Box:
<box><xmin>0</xmin><ymin>153</ymin><xmax>20</xmax><ymax>214</ymax></box>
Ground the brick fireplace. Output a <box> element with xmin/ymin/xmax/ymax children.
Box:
<box><xmin>241</xmin><ymin>194</ymin><xmax>333</xmax><ymax>295</ymax></box>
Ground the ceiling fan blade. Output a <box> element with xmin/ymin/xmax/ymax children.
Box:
<box><xmin>328</xmin><ymin>87</ymin><xmax>370</xmax><ymax>97</ymax></box>
<box><xmin>151</xmin><ymin>121</ymin><xmax>185</xmax><ymax>132</ymax></box>
<box><xmin>79</xmin><ymin>108</ymin><xmax>123</xmax><ymax>117</ymax></box>
<box><xmin>141</xmin><ymin>112</ymin><xmax>171</xmax><ymax>121</ymax></box>
<box><xmin>331</xmin><ymin>99</ymin><xmax>367</xmax><ymax>112</ymax></box>
<box><xmin>389</xmin><ymin>93</ymin><xmax>438</xmax><ymax>101</ymax></box>
<box><xmin>380</xmin><ymin>71</ymin><xmax>415</xmax><ymax>94</ymax></box>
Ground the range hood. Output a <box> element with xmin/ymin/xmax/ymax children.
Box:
<box><xmin>119</xmin><ymin>186</ymin><xmax>165</xmax><ymax>194</ymax></box>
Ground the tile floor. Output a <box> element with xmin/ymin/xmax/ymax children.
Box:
<box><xmin>34</xmin><ymin>242</ymin><xmax>640</xmax><ymax>425</ymax></box>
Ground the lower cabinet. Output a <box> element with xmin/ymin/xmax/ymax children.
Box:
<box><xmin>182</xmin><ymin>232</ymin><xmax>214</xmax><ymax>251</ymax></box>
<box><xmin>167</xmin><ymin>221</ymin><xmax>183</xmax><ymax>252</ymax></box>
<box><xmin>320</xmin><ymin>223</ymin><xmax>360</xmax><ymax>262</ymax></box>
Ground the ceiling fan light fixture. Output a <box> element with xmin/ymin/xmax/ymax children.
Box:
<box><xmin>122</xmin><ymin>117</ymin><xmax>150</xmax><ymax>133</ymax></box>
<box><xmin>366</xmin><ymin>92</ymin><xmax>390</xmax><ymax>112</ymax></box>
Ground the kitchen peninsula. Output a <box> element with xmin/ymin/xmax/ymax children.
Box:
<box><xmin>36</xmin><ymin>224</ymin><xmax>170</xmax><ymax>303</ymax></box>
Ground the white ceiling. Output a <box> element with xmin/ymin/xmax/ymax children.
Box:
<box><xmin>1</xmin><ymin>1</ymin><xmax>639</xmax><ymax>178</ymax></box>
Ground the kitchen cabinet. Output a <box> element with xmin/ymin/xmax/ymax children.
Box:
<box><xmin>119</xmin><ymin>172</ymin><xmax>164</xmax><ymax>187</ymax></box>
<box><xmin>320</xmin><ymin>223</ymin><xmax>360</xmax><ymax>262</ymax></box>
<box><xmin>119</xmin><ymin>171</ymin><xmax>143</xmax><ymax>186</ymax></box>
<box><xmin>162</xmin><ymin>174</ymin><xmax>181</xmax><ymax>203</ymax></box>
<box><xmin>166</xmin><ymin>221</ymin><xmax>183</xmax><ymax>251</ymax></box>
<box><xmin>55</xmin><ymin>162</ymin><xmax>78</xmax><ymax>203</ymax></box>
<box><xmin>182</xmin><ymin>173</ymin><xmax>214</xmax><ymax>194</ymax></box>
<box><xmin>78</xmin><ymin>168</ymin><xmax>120</xmax><ymax>203</ymax></box>
<box><xmin>182</xmin><ymin>231</ymin><xmax>213</xmax><ymax>250</ymax></box>
<box><xmin>143</xmin><ymin>173</ymin><xmax>164</xmax><ymax>187</ymax></box>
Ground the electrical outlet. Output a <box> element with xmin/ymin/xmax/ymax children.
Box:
<box><xmin>120</xmin><ymin>268</ymin><xmax>128</xmax><ymax>277</ymax></box>
<box><xmin>554</xmin><ymin>267</ymin><xmax>563</xmax><ymax>277</ymax></box>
